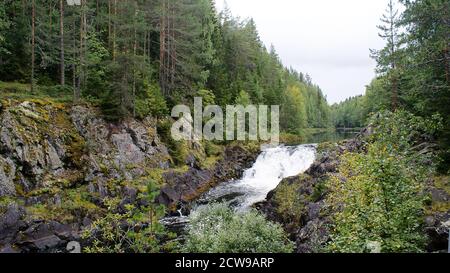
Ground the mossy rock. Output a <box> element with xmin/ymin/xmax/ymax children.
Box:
<box><xmin>273</xmin><ymin>182</ymin><xmax>304</xmax><ymax>224</ymax></box>
<box><xmin>317</xmin><ymin>142</ymin><xmax>337</xmax><ymax>154</ymax></box>
<box><xmin>434</xmin><ymin>176</ymin><xmax>450</xmax><ymax>195</ymax></box>
<box><xmin>25</xmin><ymin>185</ymin><xmax>103</xmax><ymax>223</ymax></box>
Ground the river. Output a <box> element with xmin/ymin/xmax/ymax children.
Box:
<box><xmin>303</xmin><ymin>128</ymin><xmax>360</xmax><ymax>144</ymax></box>
<box><xmin>161</xmin><ymin>129</ymin><xmax>358</xmax><ymax>231</ymax></box>
<box><xmin>197</xmin><ymin>144</ymin><xmax>316</xmax><ymax>210</ymax></box>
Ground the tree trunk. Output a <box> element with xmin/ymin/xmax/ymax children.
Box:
<box><xmin>171</xmin><ymin>1</ymin><xmax>176</xmax><ymax>87</ymax></box>
<box><xmin>31</xmin><ymin>0</ymin><xmax>36</xmax><ymax>93</ymax></box>
<box><xmin>113</xmin><ymin>0</ymin><xmax>117</xmax><ymax>61</ymax></box>
<box><xmin>60</xmin><ymin>0</ymin><xmax>65</xmax><ymax>86</ymax></box>
<box><xmin>133</xmin><ymin>2</ymin><xmax>137</xmax><ymax>118</ymax></box>
<box><xmin>108</xmin><ymin>0</ymin><xmax>111</xmax><ymax>50</ymax></box>
<box><xmin>73</xmin><ymin>20</ymin><xmax>76</xmax><ymax>98</ymax></box>
<box><xmin>159</xmin><ymin>0</ymin><xmax>166</xmax><ymax>95</ymax></box>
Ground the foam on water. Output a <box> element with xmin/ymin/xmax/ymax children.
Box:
<box><xmin>200</xmin><ymin>144</ymin><xmax>317</xmax><ymax>210</ymax></box>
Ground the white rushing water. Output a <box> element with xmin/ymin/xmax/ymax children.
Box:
<box><xmin>199</xmin><ymin>144</ymin><xmax>317</xmax><ymax>210</ymax></box>
<box><xmin>161</xmin><ymin>144</ymin><xmax>317</xmax><ymax>230</ymax></box>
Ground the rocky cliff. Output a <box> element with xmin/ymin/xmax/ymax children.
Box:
<box><xmin>0</xmin><ymin>99</ymin><xmax>259</xmax><ymax>253</ymax></box>
<box><xmin>257</xmin><ymin>130</ymin><xmax>449</xmax><ymax>253</ymax></box>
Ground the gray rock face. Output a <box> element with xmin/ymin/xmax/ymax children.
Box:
<box><xmin>0</xmin><ymin>102</ymin><xmax>170</xmax><ymax>197</ymax></box>
<box><xmin>0</xmin><ymin>101</ymin><xmax>173</xmax><ymax>252</ymax></box>
<box><xmin>0</xmin><ymin>202</ymin><xmax>25</xmax><ymax>245</ymax></box>
<box><xmin>111</xmin><ymin>133</ymin><xmax>146</xmax><ymax>166</ymax></box>
<box><xmin>70</xmin><ymin>105</ymin><xmax>170</xmax><ymax>186</ymax></box>
<box><xmin>0</xmin><ymin>102</ymin><xmax>73</xmax><ymax>195</ymax></box>
<box><xmin>425</xmin><ymin>177</ymin><xmax>450</xmax><ymax>252</ymax></box>
<box><xmin>0</xmin><ymin>156</ymin><xmax>16</xmax><ymax>196</ymax></box>
<box><xmin>158</xmin><ymin>144</ymin><xmax>260</xmax><ymax>210</ymax></box>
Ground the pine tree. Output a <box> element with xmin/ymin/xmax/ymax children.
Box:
<box><xmin>370</xmin><ymin>0</ymin><xmax>402</xmax><ymax>111</ymax></box>
<box><xmin>0</xmin><ymin>1</ymin><xmax>9</xmax><ymax>54</ymax></box>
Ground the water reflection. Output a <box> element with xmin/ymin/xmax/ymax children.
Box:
<box><xmin>302</xmin><ymin>128</ymin><xmax>360</xmax><ymax>144</ymax></box>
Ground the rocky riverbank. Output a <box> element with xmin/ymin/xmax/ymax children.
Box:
<box><xmin>0</xmin><ymin>99</ymin><xmax>259</xmax><ymax>253</ymax></box>
<box><xmin>257</xmin><ymin>128</ymin><xmax>449</xmax><ymax>253</ymax></box>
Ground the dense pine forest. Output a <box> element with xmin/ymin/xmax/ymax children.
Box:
<box><xmin>0</xmin><ymin>0</ymin><xmax>330</xmax><ymax>130</ymax></box>
<box><xmin>0</xmin><ymin>0</ymin><xmax>449</xmax><ymax>255</ymax></box>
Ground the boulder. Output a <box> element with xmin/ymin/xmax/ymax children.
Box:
<box><xmin>0</xmin><ymin>203</ymin><xmax>24</xmax><ymax>242</ymax></box>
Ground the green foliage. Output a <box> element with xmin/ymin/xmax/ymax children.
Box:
<box><xmin>135</xmin><ymin>83</ymin><xmax>168</xmax><ymax>119</ymax></box>
<box><xmin>331</xmin><ymin>95</ymin><xmax>367</xmax><ymax>128</ymax></box>
<box><xmin>364</xmin><ymin>77</ymin><xmax>391</xmax><ymax>114</ymax></box>
<box><xmin>273</xmin><ymin>182</ymin><xmax>303</xmax><ymax>224</ymax></box>
<box><xmin>82</xmin><ymin>180</ymin><xmax>174</xmax><ymax>253</ymax></box>
<box><xmin>0</xmin><ymin>81</ymin><xmax>30</xmax><ymax>94</ymax></box>
<box><xmin>204</xmin><ymin>141</ymin><xmax>223</xmax><ymax>157</ymax></box>
<box><xmin>367</xmin><ymin>110</ymin><xmax>443</xmax><ymax>154</ymax></box>
<box><xmin>156</xmin><ymin>118</ymin><xmax>185</xmax><ymax>166</ymax></box>
<box><xmin>326</xmin><ymin>144</ymin><xmax>427</xmax><ymax>253</ymax></box>
<box><xmin>197</xmin><ymin>89</ymin><xmax>216</xmax><ymax>106</ymax></box>
<box><xmin>326</xmin><ymin>111</ymin><xmax>441</xmax><ymax>253</ymax></box>
<box><xmin>84</xmin><ymin>33</ymin><xmax>110</xmax><ymax>99</ymax></box>
<box><xmin>0</xmin><ymin>0</ymin><xmax>334</xmax><ymax>130</ymax></box>
<box><xmin>311</xmin><ymin>179</ymin><xmax>327</xmax><ymax>202</ymax></box>
<box><xmin>281</xmin><ymin>84</ymin><xmax>307</xmax><ymax>133</ymax></box>
<box><xmin>0</xmin><ymin>2</ymin><xmax>10</xmax><ymax>54</ymax></box>
<box><xmin>235</xmin><ymin>90</ymin><xmax>252</xmax><ymax>106</ymax></box>
<box><xmin>332</xmin><ymin>0</ymin><xmax>450</xmax><ymax>169</ymax></box>
<box><xmin>183</xmin><ymin>203</ymin><xmax>294</xmax><ymax>253</ymax></box>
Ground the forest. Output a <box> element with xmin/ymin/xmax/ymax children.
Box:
<box><xmin>0</xmin><ymin>0</ymin><xmax>331</xmax><ymax>132</ymax></box>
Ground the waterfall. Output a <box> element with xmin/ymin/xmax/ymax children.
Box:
<box><xmin>161</xmin><ymin>144</ymin><xmax>317</xmax><ymax>231</ymax></box>
<box><xmin>200</xmin><ymin>144</ymin><xmax>317</xmax><ymax>210</ymax></box>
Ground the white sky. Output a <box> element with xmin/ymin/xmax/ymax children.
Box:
<box><xmin>215</xmin><ymin>0</ymin><xmax>391</xmax><ymax>104</ymax></box>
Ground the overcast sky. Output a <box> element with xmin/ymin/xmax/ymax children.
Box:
<box><xmin>215</xmin><ymin>0</ymin><xmax>391</xmax><ymax>104</ymax></box>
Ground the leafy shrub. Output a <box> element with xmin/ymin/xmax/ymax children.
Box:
<box><xmin>311</xmin><ymin>179</ymin><xmax>327</xmax><ymax>202</ymax></box>
<box><xmin>273</xmin><ymin>182</ymin><xmax>303</xmax><ymax>224</ymax></box>
<box><xmin>156</xmin><ymin>118</ymin><xmax>186</xmax><ymax>166</ymax></box>
<box><xmin>325</xmin><ymin>111</ymin><xmax>441</xmax><ymax>253</ymax></box>
<box><xmin>235</xmin><ymin>90</ymin><xmax>252</xmax><ymax>106</ymax></box>
<box><xmin>182</xmin><ymin>203</ymin><xmax>294</xmax><ymax>253</ymax></box>
<box><xmin>82</xmin><ymin>181</ymin><xmax>175</xmax><ymax>253</ymax></box>
<box><xmin>197</xmin><ymin>89</ymin><xmax>216</xmax><ymax>105</ymax></box>
<box><xmin>367</xmin><ymin>110</ymin><xmax>443</xmax><ymax>154</ymax></box>
<box><xmin>135</xmin><ymin>82</ymin><xmax>168</xmax><ymax>119</ymax></box>
<box><xmin>0</xmin><ymin>81</ymin><xmax>30</xmax><ymax>93</ymax></box>
<box><xmin>204</xmin><ymin>141</ymin><xmax>223</xmax><ymax>157</ymax></box>
<box><xmin>326</xmin><ymin>144</ymin><xmax>427</xmax><ymax>253</ymax></box>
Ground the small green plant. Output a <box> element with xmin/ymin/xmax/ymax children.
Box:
<box><xmin>135</xmin><ymin>82</ymin><xmax>168</xmax><ymax>119</ymax></box>
<box><xmin>311</xmin><ymin>179</ymin><xmax>327</xmax><ymax>202</ymax></box>
<box><xmin>197</xmin><ymin>89</ymin><xmax>216</xmax><ymax>106</ymax></box>
<box><xmin>182</xmin><ymin>203</ymin><xmax>294</xmax><ymax>253</ymax></box>
<box><xmin>82</xmin><ymin>180</ymin><xmax>174</xmax><ymax>253</ymax></box>
<box><xmin>273</xmin><ymin>182</ymin><xmax>303</xmax><ymax>224</ymax></box>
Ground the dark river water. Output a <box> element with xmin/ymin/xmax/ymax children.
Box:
<box><xmin>302</xmin><ymin>129</ymin><xmax>360</xmax><ymax>144</ymax></box>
